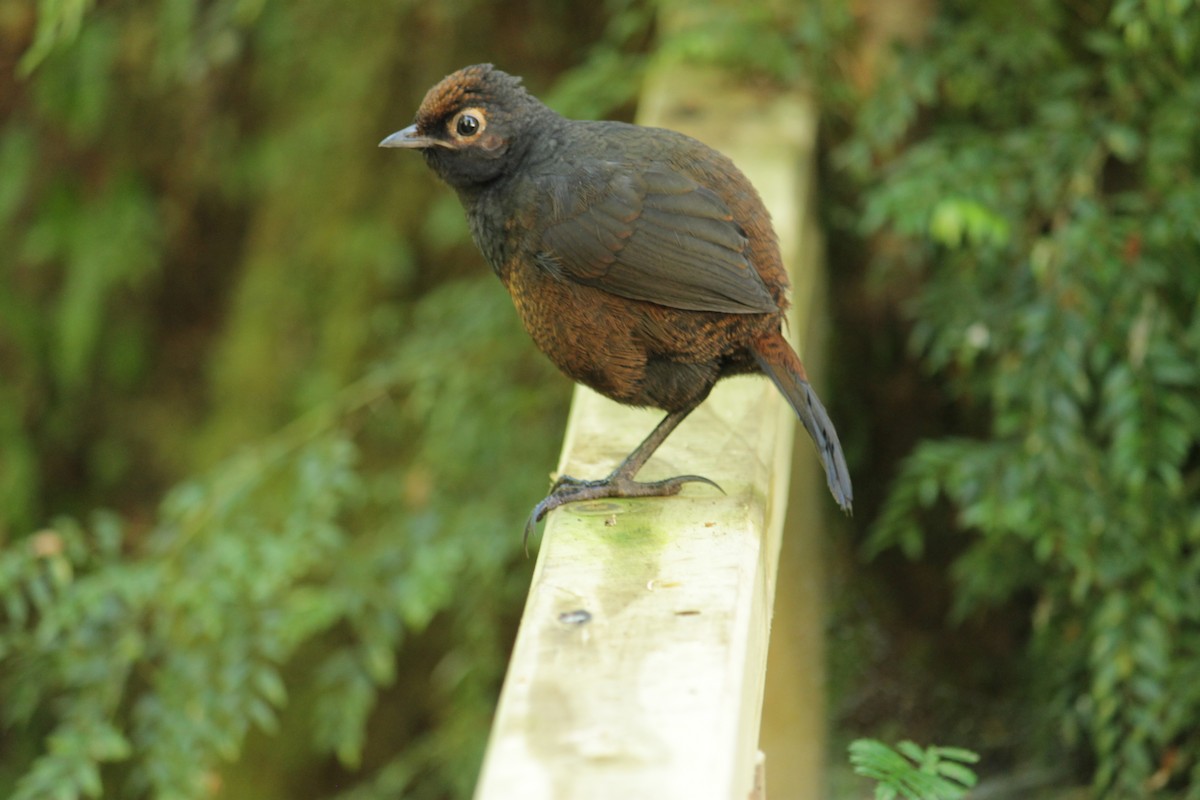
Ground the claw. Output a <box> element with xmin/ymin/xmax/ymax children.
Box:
<box><xmin>520</xmin><ymin>472</ymin><xmax>724</xmax><ymax>555</ymax></box>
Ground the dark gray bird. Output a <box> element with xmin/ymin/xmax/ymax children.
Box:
<box><xmin>381</xmin><ymin>64</ymin><xmax>852</xmax><ymax>539</ymax></box>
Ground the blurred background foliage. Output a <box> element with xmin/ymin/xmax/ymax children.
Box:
<box><xmin>0</xmin><ymin>0</ymin><xmax>1197</xmax><ymax>798</ymax></box>
<box><xmin>828</xmin><ymin>1</ymin><xmax>1200</xmax><ymax>797</ymax></box>
<box><xmin>1</xmin><ymin>1</ymin><xmax>620</xmax><ymax>797</ymax></box>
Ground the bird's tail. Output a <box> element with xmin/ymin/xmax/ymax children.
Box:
<box><xmin>751</xmin><ymin>331</ymin><xmax>853</xmax><ymax>512</ymax></box>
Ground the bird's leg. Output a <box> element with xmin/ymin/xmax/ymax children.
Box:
<box><xmin>524</xmin><ymin>402</ymin><xmax>722</xmax><ymax>546</ymax></box>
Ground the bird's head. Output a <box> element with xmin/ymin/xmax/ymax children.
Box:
<box><xmin>380</xmin><ymin>64</ymin><xmax>547</xmax><ymax>192</ymax></box>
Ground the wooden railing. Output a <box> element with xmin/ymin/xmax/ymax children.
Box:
<box><xmin>473</xmin><ymin>63</ymin><xmax>829</xmax><ymax>800</ymax></box>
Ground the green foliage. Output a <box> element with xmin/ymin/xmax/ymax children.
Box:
<box><xmin>542</xmin><ymin>0</ymin><xmax>654</xmax><ymax>120</ymax></box>
<box><xmin>545</xmin><ymin>0</ymin><xmax>856</xmax><ymax>120</ymax></box>
<box><xmin>850</xmin><ymin>739</ymin><xmax>979</xmax><ymax>800</ymax></box>
<box><xmin>0</xmin><ymin>275</ymin><xmax>564</xmax><ymax>798</ymax></box>
<box><xmin>843</xmin><ymin>0</ymin><xmax>1200</xmax><ymax>795</ymax></box>
<box><xmin>19</xmin><ymin>0</ymin><xmax>97</xmax><ymax>76</ymax></box>
<box><xmin>1</xmin><ymin>0</ymin><xmax>610</xmax><ymax>797</ymax></box>
<box><xmin>666</xmin><ymin>0</ymin><xmax>854</xmax><ymax>88</ymax></box>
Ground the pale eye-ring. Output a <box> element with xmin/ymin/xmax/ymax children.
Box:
<box><xmin>450</xmin><ymin>108</ymin><xmax>486</xmax><ymax>139</ymax></box>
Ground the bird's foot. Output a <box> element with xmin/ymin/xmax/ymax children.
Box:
<box><xmin>522</xmin><ymin>472</ymin><xmax>723</xmax><ymax>551</ymax></box>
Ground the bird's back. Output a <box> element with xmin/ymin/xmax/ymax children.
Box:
<box><xmin>469</xmin><ymin>117</ymin><xmax>791</xmax><ymax>412</ymax></box>
<box><xmin>553</xmin><ymin>119</ymin><xmax>790</xmax><ymax>312</ymax></box>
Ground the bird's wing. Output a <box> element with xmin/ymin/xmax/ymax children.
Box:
<box><xmin>535</xmin><ymin>166</ymin><xmax>778</xmax><ymax>314</ymax></box>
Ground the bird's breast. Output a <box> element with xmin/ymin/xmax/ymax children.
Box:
<box><xmin>464</xmin><ymin>194</ymin><xmax>515</xmax><ymax>278</ymax></box>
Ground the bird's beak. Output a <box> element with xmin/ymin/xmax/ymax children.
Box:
<box><xmin>379</xmin><ymin>124</ymin><xmax>442</xmax><ymax>149</ymax></box>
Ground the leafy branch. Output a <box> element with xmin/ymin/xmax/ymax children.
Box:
<box><xmin>850</xmin><ymin>739</ymin><xmax>980</xmax><ymax>800</ymax></box>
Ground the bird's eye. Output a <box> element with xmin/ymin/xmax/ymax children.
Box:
<box><xmin>456</xmin><ymin>114</ymin><xmax>479</xmax><ymax>136</ymax></box>
<box><xmin>450</xmin><ymin>108</ymin><xmax>487</xmax><ymax>139</ymax></box>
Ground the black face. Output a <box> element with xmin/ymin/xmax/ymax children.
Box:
<box><xmin>381</xmin><ymin>64</ymin><xmax>549</xmax><ymax>194</ymax></box>
<box><xmin>420</xmin><ymin>103</ymin><xmax>514</xmax><ymax>190</ymax></box>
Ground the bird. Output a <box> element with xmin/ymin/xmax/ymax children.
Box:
<box><xmin>380</xmin><ymin>64</ymin><xmax>852</xmax><ymax>542</ymax></box>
